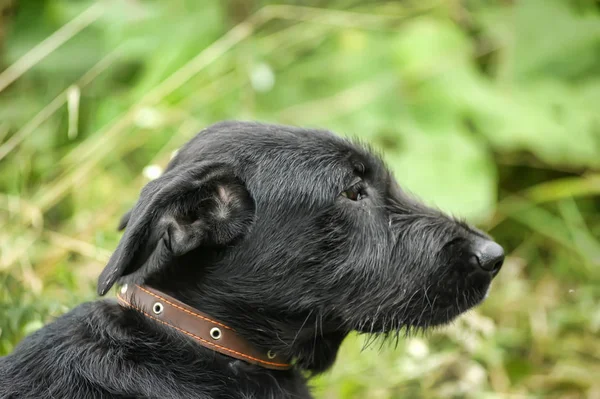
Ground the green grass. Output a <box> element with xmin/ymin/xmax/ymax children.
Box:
<box><xmin>1</xmin><ymin>0</ymin><xmax>599</xmax><ymax>397</ymax></box>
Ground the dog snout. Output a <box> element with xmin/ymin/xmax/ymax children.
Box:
<box><xmin>469</xmin><ymin>237</ymin><xmax>505</xmax><ymax>275</ymax></box>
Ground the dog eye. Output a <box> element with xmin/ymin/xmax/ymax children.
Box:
<box><xmin>341</xmin><ymin>182</ymin><xmax>365</xmax><ymax>201</ymax></box>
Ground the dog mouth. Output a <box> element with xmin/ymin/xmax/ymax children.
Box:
<box><xmin>351</xmin><ymin>270</ymin><xmax>496</xmax><ymax>334</ymax></box>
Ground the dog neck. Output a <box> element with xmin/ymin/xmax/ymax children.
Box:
<box><xmin>140</xmin><ymin>272</ymin><xmax>348</xmax><ymax>374</ymax></box>
<box><xmin>117</xmin><ymin>283</ymin><xmax>293</xmax><ymax>371</ymax></box>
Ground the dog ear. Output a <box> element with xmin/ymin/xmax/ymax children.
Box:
<box><xmin>97</xmin><ymin>162</ymin><xmax>254</xmax><ymax>296</ymax></box>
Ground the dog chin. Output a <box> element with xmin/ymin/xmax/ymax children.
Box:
<box><xmin>427</xmin><ymin>287</ymin><xmax>493</xmax><ymax>327</ymax></box>
<box><xmin>352</xmin><ymin>282</ymin><xmax>494</xmax><ymax>333</ymax></box>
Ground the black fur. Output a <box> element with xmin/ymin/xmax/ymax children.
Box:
<box><xmin>0</xmin><ymin>121</ymin><xmax>503</xmax><ymax>398</ymax></box>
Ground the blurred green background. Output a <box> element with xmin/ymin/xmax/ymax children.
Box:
<box><xmin>0</xmin><ymin>0</ymin><xmax>599</xmax><ymax>397</ymax></box>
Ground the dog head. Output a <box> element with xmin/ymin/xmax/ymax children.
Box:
<box><xmin>98</xmin><ymin>121</ymin><xmax>504</xmax><ymax>371</ymax></box>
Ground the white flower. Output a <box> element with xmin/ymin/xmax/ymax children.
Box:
<box><xmin>143</xmin><ymin>165</ymin><xmax>163</xmax><ymax>180</ymax></box>
<box><xmin>406</xmin><ymin>338</ymin><xmax>429</xmax><ymax>358</ymax></box>
<box><xmin>135</xmin><ymin>107</ymin><xmax>164</xmax><ymax>129</ymax></box>
<box><xmin>250</xmin><ymin>63</ymin><xmax>275</xmax><ymax>93</ymax></box>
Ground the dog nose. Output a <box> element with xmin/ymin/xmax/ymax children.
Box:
<box><xmin>470</xmin><ymin>239</ymin><xmax>505</xmax><ymax>274</ymax></box>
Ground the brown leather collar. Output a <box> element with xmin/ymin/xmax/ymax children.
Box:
<box><xmin>117</xmin><ymin>284</ymin><xmax>291</xmax><ymax>371</ymax></box>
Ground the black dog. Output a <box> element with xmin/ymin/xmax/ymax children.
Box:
<box><xmin>0</xmin><ymin>121</ymin><xmax>504</xmax><ymax>398</ymax></box>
